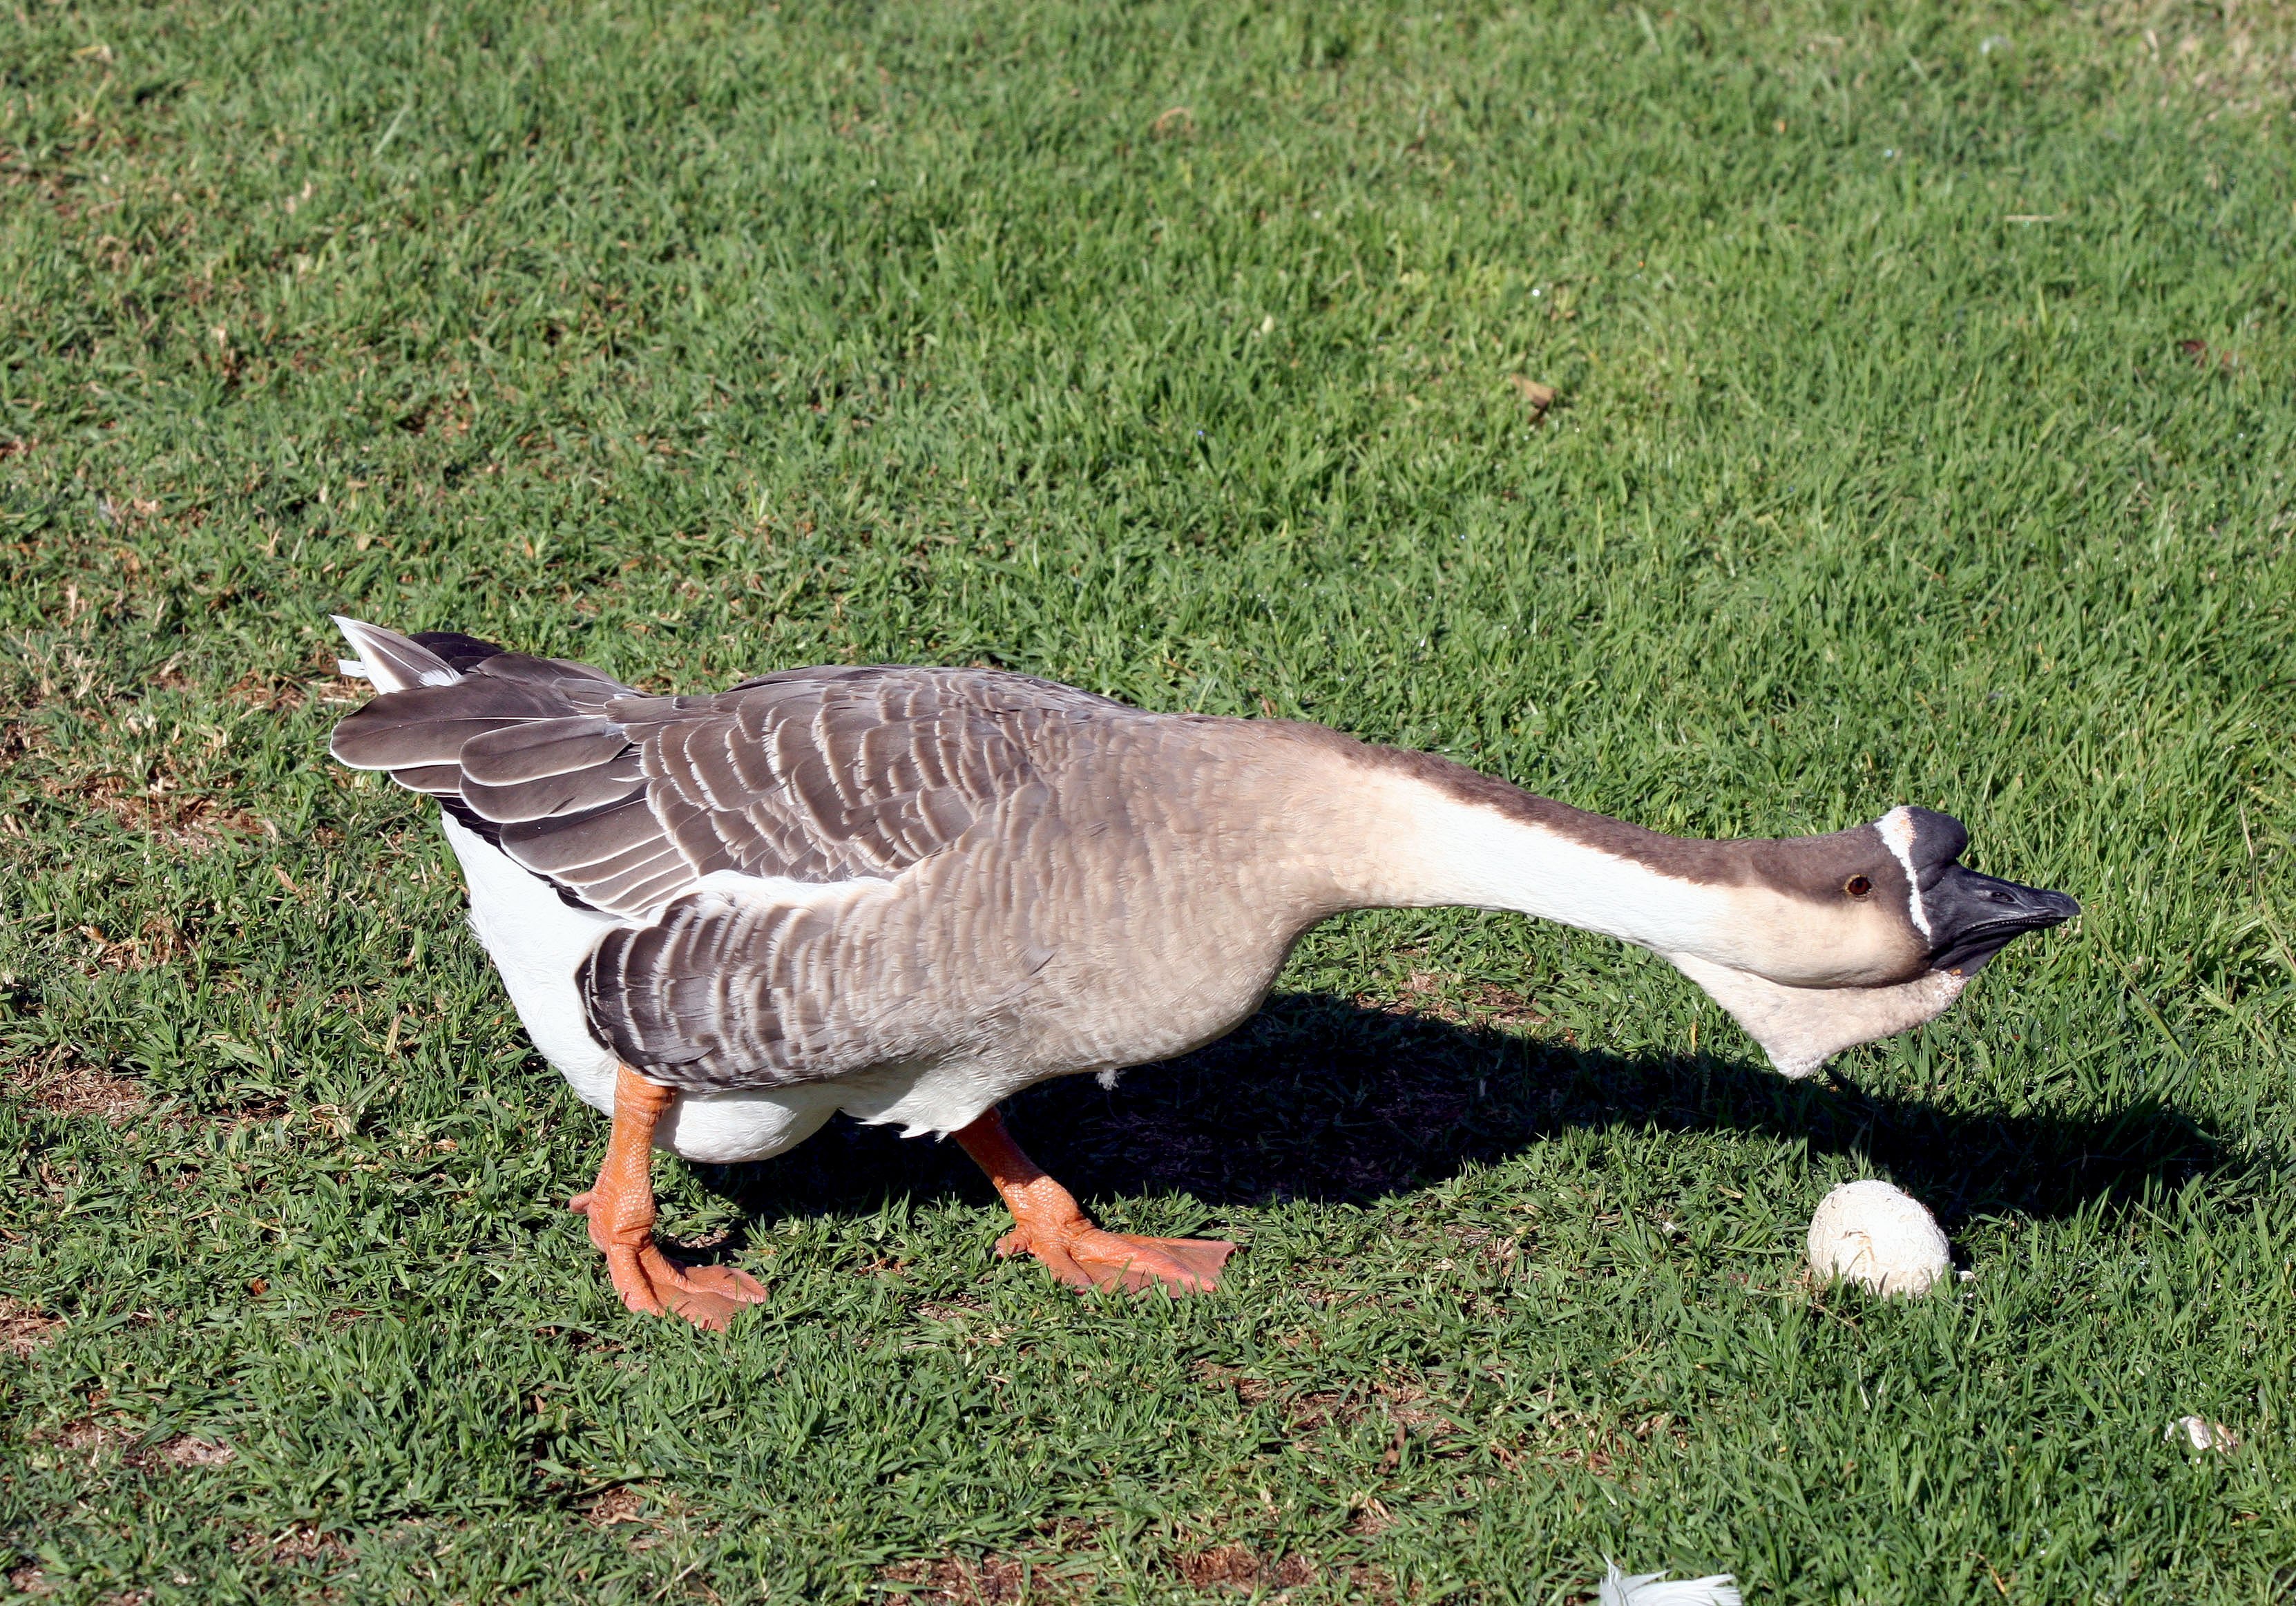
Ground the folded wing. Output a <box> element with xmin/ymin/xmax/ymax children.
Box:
<box><xmin>327</xmin><ymin>618</ymin><xmax>1100</xmax><ymax>919</ymax></box>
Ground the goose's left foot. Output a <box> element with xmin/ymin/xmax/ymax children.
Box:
<box><xmin>572</xmin><ymin>1064</ymin><xmax>769</xmax><ymax>1332</ymax></box>
<box><xmin>994</xmin><ymin>1222</ymin><xmax>1235</xmax><ymax>1293</ymax></box>
<box><xmin>955</xmin><ymin>1107</ymin><xmax>1235</xmax><ymax>1295</ymax></box>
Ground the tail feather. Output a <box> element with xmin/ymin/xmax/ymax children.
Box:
<box><xmin>329</xmin><ymin>675</ymin><xmax>593</xmax><ymax>773</ymax></box>
<box><xmin>333</xmin><ymin>617</ymin><xmax>471</xmax><ymax>694</ymax></box>
<box><xmin>325</xmin><ymin>620</ymin><xmax>649</xmax><ymax>910</ymax></box>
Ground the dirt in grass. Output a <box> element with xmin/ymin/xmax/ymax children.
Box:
<box><xmin>137</xmin><ymin>1435</ymin><xmax>236</xmax><ymax>1470</ymax></box>
<box><xmin>1175</xmin><ymin>1545</ymin><xmax>1316</xmax><ymax>1589</ymax></box>
<box><xmin>8</xmin><ymin>712</ymin><xmax>272</xmax><ymax>852</ymax></box>
<box><xmin>1194</xmin><ymin>1364</ymin><xmax>1460</xmax><ymax>1442</ymax></box>
<box><xmin>75</xmin><ymin>776</ymin><xmax>271</xmax><ymax>849</ymax></box>
<box><xmin>1384</xmin><ymin>964</ymin><xmax>1552</xmax><ymax>1033</ymax></box>
<box><xmin>582</xmin><ymin>1486</ymin><xmax>651</xmax><ymax>1528</ymax></box>
<box><xmin>31</xmin><ymin>1415</ymin><xmax>237</xmax><ymax>1473</ymax></box>
<box><xmin>43</xmin><ymin>1415</ymin><xmax>137</xmax><ymax>1460</ymax></box>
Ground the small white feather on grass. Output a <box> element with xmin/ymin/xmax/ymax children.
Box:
<box><xmin>2166</xmin><ymin>1415</ymin><xmax>2239</xmax><ymax>1453</ymax></box>
<box><xmin>1600</xmin><ymin>1560</ymin><xmax>1743</xmax><ymax>1605</ymax></box>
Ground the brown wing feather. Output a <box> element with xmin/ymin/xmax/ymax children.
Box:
<box><xmin>577</xmin><ymin>881</ymin><xmax>908</xmax><ymax>1090</ymax></box>
<box><xmin>331</xmin><ymin>627</ymin><xmax>1113</xmax><ymax>919</ymax></box>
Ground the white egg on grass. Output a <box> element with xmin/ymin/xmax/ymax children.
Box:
<box><xmin>1806</xmin><ymin>1180</ymin><xmax>1953</xmax><ymax>1297</ymax></box>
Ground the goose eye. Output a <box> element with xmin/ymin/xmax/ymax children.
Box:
<box><xmin>1845</xmin><ymin>874</ymin><xmax>1873</xmax><ymax>899</ymax></box>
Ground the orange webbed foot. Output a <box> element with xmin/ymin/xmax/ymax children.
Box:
<box><xmin>955</xmin><ymin>1106</ymin><xmax>1235</xmax><ymax>1297</ymax></box>
<box><xmin>570</xmin><ymin>1190</ymin><xmax>768</xmax><ymax>1332</ymax></box>
<box><xmin>997</xmin><ymin>1222</ymin><xmax>1235</xmax><ymax>1294</ymax></box>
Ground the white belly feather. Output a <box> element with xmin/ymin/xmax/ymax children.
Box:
<box><xmin>437</xmin><ymin>816</ymin><xmax>854</xmax><ymax>1163</ymax></box>
<box><xmin>439</xmin><ymin>815</ymin><xmax>620</xmax><ymax>1107</ymax></box>
<box><xmin>437</xmin><ymin>816</ymin><xmax>995</xmax><ymax>1163</ymax></box>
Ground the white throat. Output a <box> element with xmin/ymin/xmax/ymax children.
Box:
<box><xmin>1665</xmin><ymin>953</ymin><xmax>1967</xmax><ymax>1078</ymax></box>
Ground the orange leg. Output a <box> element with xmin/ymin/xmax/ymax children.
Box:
<box><xmin>568</xmin><ymin>1064</ymin><xmax>768</xmax><ymax>1331</ymax></box>
<box><xmin>951</xmin><ymin>1107</ymin><xmax>1234</xmax><ymax>1294</ymax></box>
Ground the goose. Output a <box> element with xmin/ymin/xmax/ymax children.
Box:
<box><xmin>327</xmin><ymin>618</ymin><xmax>2078</xmax><ymax>1329</ymax></box>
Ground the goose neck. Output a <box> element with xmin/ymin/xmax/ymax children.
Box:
<box><xmin>1330</xmin><ymin>765</ymin><xmax>1734</xmax><ymax>957</ymax></box>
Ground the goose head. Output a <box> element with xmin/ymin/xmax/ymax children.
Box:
<box><xmin>1872</xmin><ymin>804</ymin><xmax>2083</xmax><ymax>977</ymax></box>
<box><xmin>1661</xmin><ymin>805</ymin><xmax>2079</xmax><ymax>1078</ymax></box>
<box><xmin>1355</xmin><ymin>751</ymin><xmax>2079</xmax><ymax>1080</ymax></box>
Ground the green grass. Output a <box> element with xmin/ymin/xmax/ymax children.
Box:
<box><xmin>3</xmin><ymin>0</ymin><xmax>2294</xmax><ymax>1598</ymax></box>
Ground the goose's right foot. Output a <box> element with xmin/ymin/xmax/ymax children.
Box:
<box><xmin>574</xmin><ymin>1064</ymin><xmax>768</xmax><ymax>1332</ymax></box>
<box><xmin>953</xmin><ymin>1107</ymin><xmax>1234</xmax><ymax>1296</ymax></box>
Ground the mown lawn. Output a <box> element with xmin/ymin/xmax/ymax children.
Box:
<box><xmin>3</xmin><ymin>0</ymin><xmax>2293</xmax><ymax>1600</ymax></box>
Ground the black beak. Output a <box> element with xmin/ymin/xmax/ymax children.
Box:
<box><xmin>1924</xmin><ymin>864</ymin><xmax>2080</xmax><ymax>974</ymax></box>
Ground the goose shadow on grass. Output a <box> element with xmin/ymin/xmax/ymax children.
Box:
<box><xmin>691</xmin><ymin>992</ymin><xmax>2230</xmax><ymax>1238</ymax></box>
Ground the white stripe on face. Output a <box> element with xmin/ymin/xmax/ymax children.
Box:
<box><xmin>1875</xmin><ymin>806</ymin><xmax>1930</xmax><ymax>939</ymax></box>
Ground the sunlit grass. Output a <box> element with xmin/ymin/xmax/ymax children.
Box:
<box><xmin>3</xmin><ymin>0</ymin><xmax>2293</xmax><ymax>1600</ymax></box>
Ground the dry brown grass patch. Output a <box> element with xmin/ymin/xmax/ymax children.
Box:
<box><xmin>10</xmin><ymin>1048</ymin><xmax>147</xmax><ymax>1121</ymax></box>
<box><xmin>2077</xmin><ymin>0</ymin><xmax>2296</xmax><ymax>113</ymax></box>
<box><xmin>1176</xmin><ymin>1545</ymin><xmax>1314</xmax><ymax>1590</ymax></box>
<box><xmin>236</xmin><ymin>1524</ymin><xmax>349</xmax><ymax>1565</ymax></box>
<box><xmin>78</xmin><ymin>776</ymin><xmax>269</xmax><ymax>849</ymax></box>
<box><xmin>1382</xmin><ymin>967</ymin><xmax>1549</xmax><ymax>1033</ymax></box>
<box><xmin>46</xmin><ymin>1415</ymin><xmax>136</xmax><ymax>1460</ymax></box>
<box><xmin>1284</xmin><ymin>1388</ymin><xmax>1352</xmax><ymax>1433</ymax></box>
<box><xmin>882</xmin><ymin>1554</ymin><xmax>1089</xmax><ymax>1603</ymax></box>
<box><xmin>1375</xmin><ymin>1382</ymin><xmax>1455</xmax><ymax>1435</ymax></box>
<box><xmin>906</xmin><ymin>1299</ymin><xmax>1011</xmax><ymax>1352</ymax></box>
<box><xmin>1211</xmin><ymin>1375</ymin><xmax>1458</xmax><ymax>1449</ymax></box>
<box><xmin>1334</xmin><ymin>1561</ymin><xmax>1406</xmax><ymax>1604</ymax></box>
<box><xmin>1</xmin><ymin>1299</ymin><xmax>64</xmax><ymax>1358</ymax></box>
<box><xmin>10</xmin><ymin>715</ymin><xmax>268</xmax><ymax>850</ymax></box>
<box><xmin>133</xmin><ymin>1434</ymin><xmax>236</xmax><ymax>1470</ymax></box>
<box><xmin>30</xmin><ymin>1415</ymin><xmax>238</xmax><ymax>1474</ymax></box>
<box><xmin>74</xmin><ymin>912</ymin><xmax>190</xmax><ymax>971</ymax></box>
<box><xmin>582</xmin><ymin>1486</ymin><xmax>651</xmax><ymax>1527</ymax></box>
<box><xmin>1482</xmin><ymin>1397</ymin><xmax>1686</xmax><ymax>1478</ymax></box>
<box><xmin>1192</xmin><ymin>1360</ymin><xmax>1274</xmax><ymax>1403</ymax></box>
<box><xmin>1449</xmin><ymin>1225</ymin><xmax>1529</xmax><ymax>1274</ymax></box>
<box><xmin>222</xmin><ymin>671</ymin><xmax>313</xmax><ymax>712</ymax></box>
<box><xmin>913</xmin><ymin>1297</ymin><xmax>988</xmax><ymax>1322</ymax></box>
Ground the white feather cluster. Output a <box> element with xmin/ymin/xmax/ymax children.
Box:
<box><xmin>1600</xmin><ymin>1561</ymin><xmax>1742</xmax><ymax>1605</ymax></box>
<box><xmin>1806</xmin><ymin>1179</ymin><xmax>1952</xmax><ymax>1297</ymax></box>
